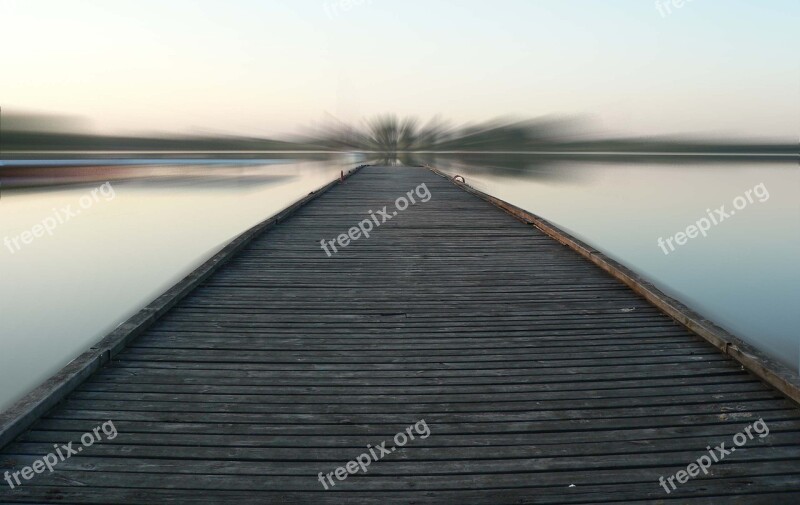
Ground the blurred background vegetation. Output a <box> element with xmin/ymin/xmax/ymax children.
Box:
<box><xmin>2</xmin><ymin>111</ymin><xmax>795</xmax><ymax>159</ymax></box>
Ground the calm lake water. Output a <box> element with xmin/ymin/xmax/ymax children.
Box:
<box><xmin>0</xmin><ymin>154</ymin><xmax>797</xmax><ymax>411</ymax></box>
<box><xmin>0</xmin><ymin>155</ymin><xmax>360</xmax><ymax>411</ymax></box>
<box><xmin>423</xmin><ymin>153</ymin><xmax>799</xmax><ymax>375</ymax></box>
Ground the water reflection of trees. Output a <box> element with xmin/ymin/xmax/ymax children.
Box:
<box><xmin>305</xmin><ymin>114</ymin><xmax>795</xmax><ymax>177</ymax></box>
<box><xmin>406</xmin><ymin>152</ymin><xmax>579</xmax><ymax>183</ymax></box>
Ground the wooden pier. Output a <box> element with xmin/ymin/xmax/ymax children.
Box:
<box><xmin>1</xmin><ymin>165</ymin><xmax>799</xmax><ymax>503</ymax></box>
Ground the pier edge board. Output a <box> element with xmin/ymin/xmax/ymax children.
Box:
<box><xmin>0</xmin><ymin>164</ymin><xmax>366</xmax><ymax>449</ymax></box>
<box><xmin>424</xmin><ymin>164</ymin><xmax>800</xmax><ymax>407</ymax></box>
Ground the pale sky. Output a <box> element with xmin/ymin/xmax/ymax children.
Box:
<box><xmin>1</xmin><ymin>0</ymin><xmax>798</xmax><ymax>139</ymax></box>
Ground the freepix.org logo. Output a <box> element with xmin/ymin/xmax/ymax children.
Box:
<box><xmin>4</xmin><ymin>181</ymin><xmax>116</xmax><ymax>254</ymax></box>
<box><xmin>657</xmin><ymin>182</ymin><xmax>769</xmax><ymax>255</ymax></box>
<box><xmin>320</xmin><ymin>182</ymin><xmax>432</xmax><ymax>257</ymax></box>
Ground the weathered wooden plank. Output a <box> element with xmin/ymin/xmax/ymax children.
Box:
<box><xmin>1</xmin><ymin>165</ymin><xmax>798</xmax><ymax>504</ymax></box>
<box><xmin>2</xmin><ymin>455</ymin><xmax>800</xmax><ymax>493</ymax></box>
<box><xmin>23</xmin><ymin>415</ymin><xmax>800</xmax><ymax>443</ymax></box>
<box><xmin>8</xmin><ymin>428</ymin><xmax>799</xmax><ymax>461</ymax></box>
<box><xmin>0</xmin><ymin>166</ymin><xmax>366</xmax><ymax>450</ymax></box>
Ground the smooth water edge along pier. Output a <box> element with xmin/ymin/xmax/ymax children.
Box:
<box><xmin>1</xmin><ymin>165</ymin><xmax>799</xmax><ymax>504</ymax></box>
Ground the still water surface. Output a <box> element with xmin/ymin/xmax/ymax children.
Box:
<box><xmin>0</xmin><ymin>157</ymin><xmax>355</xmax><ymax>411</ymax></box>
<box><xmin>0</xmin><ymin>154</ymin><xmax>797</xmax><ymax>411</ymax></box>
<box><xmin>425</xmin><ymin>154</ymin><xmax>799</xmax><ymax>375</ymax></box>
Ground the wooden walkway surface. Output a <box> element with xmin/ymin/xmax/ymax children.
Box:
<box><xmin>1</xmin><ymin>166</ymin><xmax>799</xmax><ymax>504</ymax></box>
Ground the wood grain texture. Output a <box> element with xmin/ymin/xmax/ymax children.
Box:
<box><xmin>0</xmin><ymin>166</ymin><xmax>798</xmax><ymax>504</ymax></box>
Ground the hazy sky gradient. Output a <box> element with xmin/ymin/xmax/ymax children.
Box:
<box><xmin>1</xmin><ymin>0</ymin><xmax>798</xmax><ymax>139</ymax></box>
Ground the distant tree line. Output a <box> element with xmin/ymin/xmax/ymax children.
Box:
<box><xmin>1</xmin><ymin>111</ymin><xmax>794</xmax><ymax>156</ymax></box>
